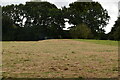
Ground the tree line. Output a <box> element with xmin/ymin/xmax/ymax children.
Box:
<box><xmin>2</xmin><ymin>1</ymin><xmax>119</xmax><ymax>41</ymax></box>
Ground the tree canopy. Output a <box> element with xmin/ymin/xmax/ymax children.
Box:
<box><xmin>2</xmin><ymin>1</ymin><xmax>113</xmax><ymax>41</ymax></box>
<box><xmin>62</xmin><ymin>2</ymin><xmax>110</xmax><ymax>37</ymax></box>
<box><xmin>2</xmin><ymin>2</ymin><xmax>65</xmax><ymax>40</ymax></box>
<box><xmin>108</xmin><ymin>17</ymin><xmax>120</xmax><ymax>40</ymax></box>
<box><xmin>70</xmin><ymin>24</ymin><xmax>93</xmax><ymax>39</ymax></box>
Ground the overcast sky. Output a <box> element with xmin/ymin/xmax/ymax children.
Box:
<box><xmin>0</xmin><ymin>0</ymin><xmax>119</xmax><ymax>33</ymax></box>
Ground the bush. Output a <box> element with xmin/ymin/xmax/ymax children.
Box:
<box><xmin>70</xmin><ymin>24</ymin><xmax>93</xmax><ymax>39</ymax></box>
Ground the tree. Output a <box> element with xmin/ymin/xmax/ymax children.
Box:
<box><xmin>108</xmin><ymin>17</ymin><xmax>120</xmax><ymax>40</ymax></box>
<box><xmin>0</xmin><ymin>6</ymin><xmax>2</xmax><ymax>41</ymax></box>
<box><xmin>2</xmin><ymin>2</ymin><xmax>65</xmax><ymax>40</ymax></box>
<box><xmin>62</xmin><ymin>2</ymin><xmax>110</xmax><ymax>38</ymax></box>
<box><xmin>47</xmin><ymin>8</ymin><xmax>65</xmax><ymax>38</ymax></box>
<box><xmin>70</xmin><ymin>24</ymin><xmax>93</xmax><ymax>39</ymax></box>
<box><xmin>2</xmin><ymin>4</ymin><xmax>27</xmax><ymax>28</ymax></box>
<box><xmin>2</xmin><ymin>15</ymin><xmax>18</xmax><ymax>40</ymax></box>
<box><xmin>24</xmin><ymin>2</ymin><xmax>65</xmax><ymax>39</ymax></box>
<box><xmin>2</xmin><ymin>1</ymin><xmax>110</xmax><ymax>40</ymax></box>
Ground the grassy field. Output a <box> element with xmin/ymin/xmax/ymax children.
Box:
<box><xmin>73</xmin><ymin>39</ymin><xmax>118</xmax><ymax>46</ymax></box>
<box><xmin>2</xmin><ymin>39</ymin><xmax>118</xmax><ymax>78</ymax></box>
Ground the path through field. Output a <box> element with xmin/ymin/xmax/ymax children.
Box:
<box><xmin>2</xmin><ymin>39</ymin><xmax>118</xmax><ymax>78</ymax></box>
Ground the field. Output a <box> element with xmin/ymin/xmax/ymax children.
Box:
<box><xmin>2</xmin><ymin>39</ymin><xmax>118</xmax><ymax>79</ymax></box>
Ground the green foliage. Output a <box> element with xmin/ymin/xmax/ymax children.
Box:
<box><xmin>108</xmin><ymin>17</ymin><xmax>120</xmax><ymax>41</ymax></box>
<box><xmin>62</xmin><ymin>2</ymin><xmax>110</xmax><ymax>37</ymax></box>
<box><xmin>2</xmin><ymin>15</ymin><xmax>17</xmax><ymax>40</ymax></box>
<box><xmin>70</xmin><ymin>24</ymin><xmax>93</xmax><ymax>39</ymax></box>
<box><xmin>2</xmin><ymin>1</ymin><xmax>112</xmax><ymax>41</ymax></box>
<box><xmin>2</xmin><ymin>2</ymin><xmax>65</xmax><ymax>40</ymax></box>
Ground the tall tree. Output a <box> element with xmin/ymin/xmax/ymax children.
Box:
<box><xmin>2</xmin><ymin>4</ymin><xmax>26</xmax><ymax>27</ymax></box>
<box><xmin>2</xmin><ymin>2</ymin><xmax>65</xmax><ymax>40</ymax></box>
<box><xmin>24</xmin><ymin>2</ymin><xmax>65</xmax><ymax>38</ymax></box>
<box><xmin>108</xmin><ymin>17</ymin><xmax>120</xmax><ymax>40</ymax></box>
<box><xmin>0</xmin><ymin>6</ymin><xmax>2</xmax><ymax>41</ymax></box>
<box><xmin>2</xmin><ymin>15</ymin><xmax>18</xmax><ymax>40</ymax></box>
<box><xmin>62</xmin><ymin>2</ymin><xmax>110</xmax><ymax>38</ymax></box>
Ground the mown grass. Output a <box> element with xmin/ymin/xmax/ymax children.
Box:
<box><xmin>2</xmin><ymin>39</ymin><xmax>118</xmax><ymax>78</ymax></box>
<box><xmin>73</xmin><ymin>39</ymin><xmax>118</xmax><ymax>46</ymax></box>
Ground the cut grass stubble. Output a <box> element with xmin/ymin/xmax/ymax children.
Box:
<box><xmin>2</xmin><ymin>39</ymin><xmax>118</xmax><ymax>78</ymax></box>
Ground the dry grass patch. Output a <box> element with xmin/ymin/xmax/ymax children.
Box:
<box><xmin>2</xmin><ymin>39</ymin><xmax>118</xmax><ymax>78</ymax></box>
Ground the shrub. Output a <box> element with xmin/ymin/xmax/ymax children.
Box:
<box><xmin>70</xmin><ymin>23</ymin><xmax>93</xmax><ymax>39</ymax></box>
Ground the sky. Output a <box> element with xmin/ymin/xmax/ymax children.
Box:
<box><xmin>0</xmin><ymin>0</ymin><xmax>119</xmax><ymax>33</ymax></box>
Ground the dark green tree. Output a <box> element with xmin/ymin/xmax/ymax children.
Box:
<box><xmin>2</xmin><ymin>15</ymin><xmax>18</xmax><ymax>40</ymax></box>
<box><xmin>62</xmin><ymin>2</ymin><xmax>110</xmax><ymax>38</ymax></box>
<box><xmin>108</xmin><ymin>17</ymin><xmax>120</xmax><ymax>40</ymax></box>
<box><xmin>70</xmin><ymin>24</ymin><xmax>93</xmax><ymax>39</ymax></box>
<box><xmin>2</xmin><ymin>1</ymin><xmax>110</xmax><ymax>40</ymax></box>
<box><xmin>24</xmin><ymin>2</ymin><xmax>65</xmax><ymax>39</ymax></box>
<box><xmin>2</xmin><ymin>2</ymin><xmax>65</xmax><ymax>40</ymax></box>
<box><xmin>2</xmin><ymin>4</ymin><xmax>26</xmax><ymax>27</ymax></box>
